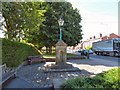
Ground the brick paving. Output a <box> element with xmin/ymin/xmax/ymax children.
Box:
<box><xmin>16</xmin><ymin>62</ymin><xmax>92</xmax><ymax>88</ymax></box>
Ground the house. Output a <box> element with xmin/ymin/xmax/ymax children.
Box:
<box><xmin>102</xmin><ymin>33</ymin><xmax>120</xmax><ymax>40</ymax></box>
<box><xmin>75</xmin><ymin>33</ymin><xmax>120</xmax><ymax>50</ymax></box>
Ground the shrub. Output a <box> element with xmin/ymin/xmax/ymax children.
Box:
<box><xmin>2</xmin><ymin>38</ymin><xmax>41</xmax><ymax>67</ymax></box>
<box><xmin>61</xmin><ymin>68</ymin><xmax>120</xmax><ymax>89</ymax></box>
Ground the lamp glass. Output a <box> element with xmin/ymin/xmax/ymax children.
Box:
<box><xmin>58</xmin><ymin>18</ymin><xmax>64</xmax><ymax>26</ymax></box>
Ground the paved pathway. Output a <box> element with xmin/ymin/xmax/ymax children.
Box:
<box><xmin>68</xmin><ymin>59</ymin><xmax>118</xmax><ymax>75</ymax></box>
<box><xmin>4</xmin><ymin>77</ymin><xmax>35</xmax><ymax>88</ymax></box>
<box><xmin>4</xmin><ymin>58</ymin><xmax>118</xmax><ymax>89</ymax></box>
<box><xmin>15</xmin><ymin>63</ymin><xmax>91</xmax><ymax>88</ymax></box>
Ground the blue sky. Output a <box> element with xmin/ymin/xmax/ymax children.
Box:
<box><xmin>69</xmin><ymin>0</ymin><xmax>118</xmax><ymax>16</ymax></box>
<box><xmin>79</xmin><ymin>2</ymin><xmax>117</xmax><ymax>16</ymax></box>
<box><xmin>68</xmin><ymin>0</ymin><xmax>119</xmax><ymax>40</ymax></box>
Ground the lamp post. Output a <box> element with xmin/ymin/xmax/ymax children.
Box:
<box><xmin>58</xmin><ymin>17</ymin><xmax>64</xmax><ymax>40</ymax></box>
<box><xmin>100</xmin><ymin>22</ymin><xmax>108</xmax><ymax>37</ymax></box>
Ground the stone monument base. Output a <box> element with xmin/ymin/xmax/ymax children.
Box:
<box><xmin>50</xmin><ymin>63</ymin><xmax>73</xmax><ymax>69</ymax></box>
<box><xmin>40</xmin><ymin>63</ymin><xmax>80</xmax><ymax>73</ymax></box>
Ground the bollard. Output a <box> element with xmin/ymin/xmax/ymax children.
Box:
<box><xmin>85</xmin><ymin>50</ymin><xmax>89</xmax><ymax>59</ymax></box>
<box><xmin>86</xmin><ymin>52</ymin><xmax>89</xmax><ymax>59</ymax></box>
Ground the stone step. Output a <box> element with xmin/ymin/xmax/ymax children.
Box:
<box><xmin>44</xmin><ymin>68</ymin><xmax>81</xmax><ymax>73</ymax></box>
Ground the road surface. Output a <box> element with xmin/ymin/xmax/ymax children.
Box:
<box><xmin>90</xmin><ymin>54</ymin><xmax>119</xmax><ymax>63</ymax></box>
<box><xmin>72</xmin><ymin>51</ymin><xmax>119</xmax><ymax>63</ymax></box>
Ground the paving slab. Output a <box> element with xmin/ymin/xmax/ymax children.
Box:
<box><xmin>4</xmin><ymin>77</ymin><xmax>36</xmax><ymax>88</ymax></box>
<box><xmin>53</xmin><ymin>78</ymin><xmax>66</xmax><ymax>90</ymax></box>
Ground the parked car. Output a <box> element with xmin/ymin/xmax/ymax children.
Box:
<box><xmin>78</xmin><ymin>50</ymin><xmax>83</xmax><ymax>53</ymax></box>
<box><xmin>89</xmin><ymin>50</ymin><xmax>93</xmax><ymax>54</ymax></box>
<box><xmin>81</xmin><ymin>49</ymin><xmax>93</xmax><ymax>55</ymax></box>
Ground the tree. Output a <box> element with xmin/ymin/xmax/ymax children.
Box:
<box><xmin>39</xmin><ymin>2</ymin><xmax>82</xmax><ymax>53</ymax></box>
<box><xmin>2</xmin><ymin>2</ymin><xmax>83</xmax><ymax>54</ymax></box>
<box><xmin>2</xmin><ymin>2</ymin><xmax>45</xmax><ymax>42</ymax></box>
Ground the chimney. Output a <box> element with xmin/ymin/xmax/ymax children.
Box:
<box><xmin>100</xmin><ymin>33</ymin><xmax>102</xmax><ymax>37</ymax></box>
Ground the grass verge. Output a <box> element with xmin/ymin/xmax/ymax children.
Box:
<box><xmin>43</xmin><ymin>53</ymin><xmax>76</xmax><ymax>58</ymax></box>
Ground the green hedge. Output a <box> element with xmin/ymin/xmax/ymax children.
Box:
<box><xmin>2</xmin><ymin>38</ymin><xmax>40</xmax><ymax>67</ymax></box>
<box><xmin>61</xmin><ymin>68</ymin><xmax>120</xmax><ymax>89</ymax></box>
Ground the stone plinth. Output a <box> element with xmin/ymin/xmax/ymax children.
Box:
<box><xmin>40</xmin><ymin>63</ymin><xmax>80</xmax><ymax>73</ymax></box>
<box><xmin>56</xmin><ymin>40</ymin><xmax>67</xmax><ymax>64</ymax></box>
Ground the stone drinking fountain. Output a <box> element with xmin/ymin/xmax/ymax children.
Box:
<box><xmin>40</xmin><ymin>17</ymin><xmax>80</xmax><ymax>72</ymax></box>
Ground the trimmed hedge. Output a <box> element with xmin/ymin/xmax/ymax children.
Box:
<box><xmin>2</xmin><ymin>38</ymin><xmax>40</xmax><ymax>67</ymax></box>
<box><xmin>61</xmin><ymin>68</ymin><xmax>120</xmax><ymax>89</ymax></box>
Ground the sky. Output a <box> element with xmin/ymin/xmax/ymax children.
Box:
<box><xmin>68</xmin><ymin>0</ymin><xmax>119</xmax><ymax>40</ymax></box>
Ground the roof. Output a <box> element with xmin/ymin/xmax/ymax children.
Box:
<box><xmin>56</xmin><ymin>40</ymin><xmax>67</xmax><ymax>46</ymax></box>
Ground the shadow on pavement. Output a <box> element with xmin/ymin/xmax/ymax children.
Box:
<box><xmin>3</xmin><ymin>62</ymin><xmax>96</xmax><ymax>89</ymax></box>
